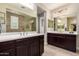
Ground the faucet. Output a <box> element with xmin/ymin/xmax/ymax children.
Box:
<box><xmin>20</xmin><ymin>32</ymin><xmax>25</xmax><ymax>36</ymax></box>
<box><xmin>23</xmin><ymin>32</ymin><xmax>28</xmax><ymax>36</ymax></box>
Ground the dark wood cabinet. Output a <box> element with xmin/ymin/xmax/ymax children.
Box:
<box><xmin>16</xmin><ymin>38</ymin><xmax>29</xmax><ymax>56</ymax></box>
<box><xmin>27</xmin><ymin>36</ymin><xmax>40</xmax><ymax>56</ymax></box>
<box><xmin>64</xmin><ymin>35</ymin><xmax>76</xmax><ymax>51</ymax></box>
<box><xmin>16</xmin><ymin>45</ymin><xmax>29</xmax><ymax>56</ymax></box>
<box><xmin>29</xmin><ymin>36</ymin><xmax>44</xmax><ymax>56</ymax></box>
<box><xmin>39</xmin><ymin>35</ymin><xmax>44</xmax><ymax>55</ymax></box>
<box><xmin>0</xmin><ymin>40</ymin><xmax>16</xmax><ymax>56</ymax></box>
<box><xmin>47</xmin><ymin>33</ymin><xmax>76</xmax><ymax>52</ymax></box>
<box><xmin>0</xmin><ymin>35</ymin><xmax>44</xmax><ymax>56</ymax></box>
<box><xmin>0</xmin><ymin>48</ymin><xmax>16</xmax><ymax>56</ymax></box>
<box><xmin>29</xmin><ymin>40</ymin><xmax>39</xmax><ymax>56</ymax></box>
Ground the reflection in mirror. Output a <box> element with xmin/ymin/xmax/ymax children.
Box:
<box><xmin>25</xmin><ymin>16</ymin><xmax>36</xmax><ymax>32</ymax></box>
<box><xmin>0</xmin><ymin>12</ymin><xmax>5</xmax><ymax>33</ymax></box>
<box><xmin>67</xmin><ymin>17</ymin><xmax>76</xmax><ymax>32</ymax></box>
<box><xmin>6</xmin><ymin>11</ymin><xmax>25</xmax><ymax>32</ymax></box>
<box><xmin>54</xmin><ymin>17</ymin><xmax>65</xmax><ymax>32</ymax></box>
<box><xmin>53</xmin><ymin>16</ymin><xmax>76</xmax><ymax>32</ymax></box>
<box><xmin>0</xmin><ymin>11</ymin><xmax>36</xmax><ymax>33</ymax></box>
<box><xmin>48</xmin><ymin>19</ymin><xmax>54</xmax><ymax>28</ymax></box>
<box><xmin>48</xmin><ymin>19</ymin><xmax>54</xmax><ymax>31</ymax></box>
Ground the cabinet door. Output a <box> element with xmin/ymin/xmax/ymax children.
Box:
<box><xmin>65</xmin><ymin>35</ymin><xmax>76</xmax><ymax>52</ymax></box>
<box><xmin>29</xmin><ymin>39</ymin><xmax>39</xmax><ymax>56</ymax></box>
<box><xmin>0</xmin><ymin>40</ymin><xmax>16</xmax><ymax>56</ymax></box>
<box><xmin>16</xmin><ymin>38</ymin><xmax>29</xmax><ymax>56</ymax></box>
<box><xmin>39</xmin><ymin>35</ymin><xmax>44</xmax><ymax>55</ymax></box>
<box><xmin>56</xmin><ymin>36</ymin><xmax>65</xmax><ymax>46</ymax></box>
<box><xmin>47</xmin><ymin>35</ymin><xmax>59</xmax><ymax>45</ymax></box>
<box><xmin>16</xmin><ymin>45</ymin><xmax>29</xmax><ymax>56</ymax></box>
<box><xmin>47</xmin><ymin>35</ymin><xmax>54</xmax><ymax>44</ymax></box>
<box><xmin>30</xmin><ymin>43</ymin><xmax>39</xmax><ymax>56</ymax></box>
<box><xmin>47</xmin><ymin>33</ymin><xmax>65</xmax><ymax>48</ymax></box>
<box><xmin>0</xmin><ymin>48</ymin><xmax>16</xmax><ymax>56</ymax></box>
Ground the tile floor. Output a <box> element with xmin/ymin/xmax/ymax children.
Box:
<box><xmin>42</xmin><ymin>44</ymin><xmax>79</xmax><ymax>56</ymax></box>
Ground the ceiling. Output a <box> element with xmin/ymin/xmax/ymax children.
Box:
<box><xmin>41</xmin><ymin>3</ymin><xmax>68</xmax><ymax>10</ymax></box>
<box><xmin>5</xmin><ymin>3</ymin><xmax>36</xmax><ymax>17</ymax></box>
<box><xmin>9</xmin><ymin>3</ymin><xmax>35</xmax><ymax>11</ymax></box>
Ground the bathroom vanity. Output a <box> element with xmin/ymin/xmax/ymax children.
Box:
<box><xmin>0</xmin><ymin>34</ymin><xmax>44</xmax><ymax>56</ymax></box>
<box><xmin>47</xmin><ymin>32</ymin><xmax>77</xmax><ymax>52</ymax></box>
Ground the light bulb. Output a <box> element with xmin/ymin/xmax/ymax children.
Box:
<box><xmin>57</xmin><ymin>19</ymin><xmax>61</xmax><ymax>23</ymax></box>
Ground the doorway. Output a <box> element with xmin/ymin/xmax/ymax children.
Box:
<box><xmin>37</xmin><ymin>6</ymin><xmax>46</xmax><ymax>33</ymax></box>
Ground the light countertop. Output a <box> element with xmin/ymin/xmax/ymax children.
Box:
<box><xmin>0</xmin><ymin>33</ymin><xmax>44</xmax><ymax>42</ymax></box>
<box><xmin>48</xmin><ymin>31</ymin><xmax>77</xmax><ymax>35</ymax></box>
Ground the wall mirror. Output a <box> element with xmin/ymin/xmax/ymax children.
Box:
<box><xmin>0</xmin><ymin>11</ymin><xmax>36</xmax><ymax>34</ymax></box>
<box><xmin>54</xmin><ymin>17</ymin><xmax>65</xmax><ymax>32</ymax></box>
<box><xmin>67</xmin><ymin>17</ymin><xmax>76</xmax><ymax>32</ymax></box>
<box><xmin>48</xmin><ymin>19</ymin><xmax>54</xmax><ymax>31</ymax></box>
<box><xmin>52</xmin><ymin>16</ymin><xmax>76</xmax><ymax>32</ymax></box>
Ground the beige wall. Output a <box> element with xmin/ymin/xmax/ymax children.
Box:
<box><xmin>76</xmin><ymin>9</ymin><xmax>79</xmax><ymax>50</ymax></box>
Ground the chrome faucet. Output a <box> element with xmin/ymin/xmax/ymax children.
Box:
<box><xmin>20</xmin><ymin>32</ymin><xmax>25</xmax><ymax>36</ymax></box>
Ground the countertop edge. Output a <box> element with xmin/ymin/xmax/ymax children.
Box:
<box><xmin>0</xmin><ymin>33</ymin><xmax>44</xmax><ymax>42</ymax></box>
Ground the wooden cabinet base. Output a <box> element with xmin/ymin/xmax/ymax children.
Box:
<box><xmin>47</xmin><ymin>33</ymin><xmax>76</xmax><ymax>52</ymax></box>
<box><xmin>0</xmin><ymin>35</ymin><xmax>44</xmax><ymax>56</ymax></box>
